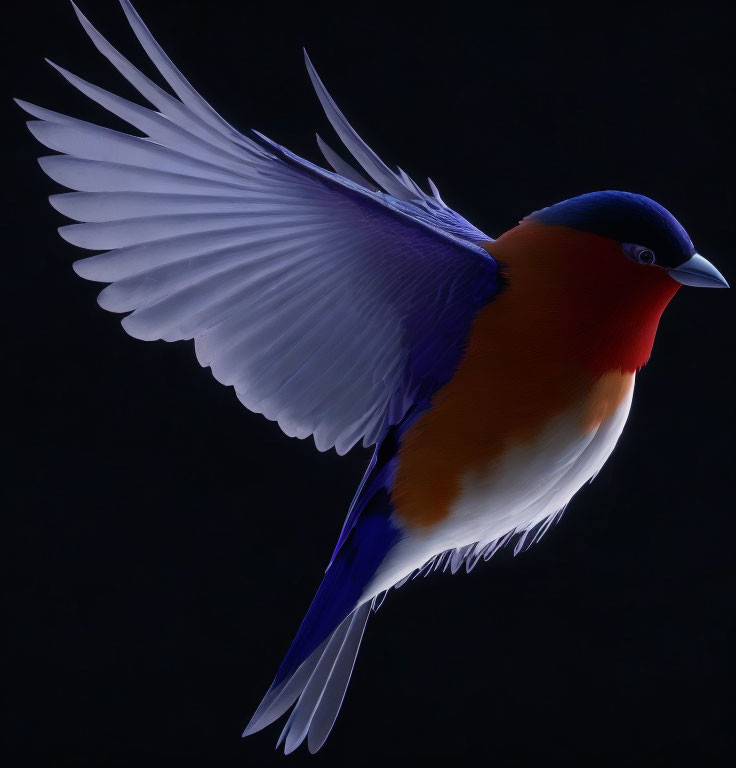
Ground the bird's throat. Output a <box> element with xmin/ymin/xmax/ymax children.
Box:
<box><xmin>482</xmin><ymin>222</ymin><xmax>680</xmax><ymax>376</ymax></box>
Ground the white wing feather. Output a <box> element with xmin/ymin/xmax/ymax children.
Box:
<box><xmin>19</xmin><ymin>0</ymin><xmax>498</xmax><ymax>455</ymax></box>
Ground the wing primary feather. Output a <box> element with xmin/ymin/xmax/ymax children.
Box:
<box><xmin>43</xmin><ymin>59</ymin><xmax>261</xmax><ymax>171</ymax></box>
<box><xmin>48</xmin><ymin>192</ymin><xmax>310</xmax><ymax>223</ymax></box>
<box><xmin>58</xmin><ymin>210</ymin><xmax>335</xmax><ymax>250</ymax></box>
<box><xmin>25</xmin><ymin>119</ymin><xmax>260</xmax><ymax>185</ymax></box>
<box><xmin>36</xmin><ymin>155</ymin><xmax>262</xmax><ymax>196</ymax></box>
<box><xmin>303</xmin><ymin>49</ymin><xmax>415</xmax><ymax>201</ymax></box>
<box><xmin>70</xmin><ymin>2</ymin><xmax>262</xmax><ymax>160</ymax></box>
<box><xmin>118</xmin><ymin>0</ymin><xmax>251</xmax><ymax>144</ymax></box>
<box><xmin>315</xmin><ymin>134</ymin><xmax>374</xmax><ymax>190</ymax></box>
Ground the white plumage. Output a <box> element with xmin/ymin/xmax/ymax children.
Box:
<box><xmin>366</xmin><ymin>380</ymin><xmax>636</xmax><ymax>599</ymax></box>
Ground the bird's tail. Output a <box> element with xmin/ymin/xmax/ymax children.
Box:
<box><xmin>243</xmin><ymin>488</ymin><xmax>401</xmax><ymax>753</ymax></box>
<box><xmin>243</xmin><ymin>601</ymin><xmax>372</xmax><ymax>754</ymax></box>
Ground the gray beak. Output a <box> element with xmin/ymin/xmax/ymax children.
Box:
<box><xmin>668</xmin><ymin>254</ymin><xmax>729</xmax><ymax>288</ymax></box>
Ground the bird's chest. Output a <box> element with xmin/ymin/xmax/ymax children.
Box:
<box><xmin>389</xmin><ymin>277</ymin><xmax>638</xmax><ymax>578</ymax></box>
<box><xmin>371</xmin><ymin>371</ymin><xmax>634</xmax><ymax>597</ymax></box>
<box><xmin>392</xmin><ymin>356</ymin><xmax>635</xmax><ymax>535</ymax></box>
<box><xmin>440</xmin><ymin>373</ymin><xmax>634</xmax><ymax>546</ymax></box>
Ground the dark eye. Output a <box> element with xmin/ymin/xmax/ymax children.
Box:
<box><xmin>623</xmin><ymin>243</ymin><xmax>656</xmax><ymax>265</ymax></box>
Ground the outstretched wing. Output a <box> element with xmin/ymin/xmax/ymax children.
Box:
<box><xmin>18</xmin><ymin>0</ymin><xmax>500</xmax><ymax>454</ymax></box>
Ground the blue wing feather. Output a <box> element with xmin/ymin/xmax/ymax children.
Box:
<box><xmin>19</xmin><ymin>0</ymin><xmax>500</xmax><ymax>455</ymax></box>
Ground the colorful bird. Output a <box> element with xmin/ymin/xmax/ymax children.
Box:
<box><xmin>18</xmin><ymin>0</ymin><xmax>728</xmax><ymax>755</ymax></box>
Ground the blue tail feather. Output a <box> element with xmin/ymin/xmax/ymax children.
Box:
<box><xmin>272</xmin><ymin>488</ymin><xmax>401</xmax><ymax>688</ymax></box>
<box><xmin>244</xmin><ymin>486</ymin><xmax>402</xmax><ymax>750</ymax></box>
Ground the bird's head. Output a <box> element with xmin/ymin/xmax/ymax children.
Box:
<box><xmin>527</xmin><ymin>190</ymin><xmax>727</xmax><ymax>289</ymax></box>
<box><xmin>490</xmin><ymin>190</ymin><xmax>728</xmax><ymax>376</ymax></box>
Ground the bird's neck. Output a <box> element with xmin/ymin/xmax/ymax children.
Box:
<box><xmin>483</xmin><ymin>222</ymin><xmax>680</xmax><ymax>377</ymax></box>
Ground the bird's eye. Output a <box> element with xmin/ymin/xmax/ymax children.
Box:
<box><xmin>622</xmin><ymin>243</ymin><xmax>656</xmax><ymax>265</ymax></box>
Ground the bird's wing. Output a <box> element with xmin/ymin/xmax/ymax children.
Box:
<box><xmin>19</xmin><ymin>0</ymin><xmax>501</xmax><ymax>455</ymax></box>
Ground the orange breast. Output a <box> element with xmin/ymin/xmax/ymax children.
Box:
<box><xmin>391</xmin><ymin>225</ymin><xmax>636</xmax><ymax>528</ymax></box>
<box><xmin>582</xmin><ymin>370</ymin><xmax>634</xmax><ymax>433</ymax></box>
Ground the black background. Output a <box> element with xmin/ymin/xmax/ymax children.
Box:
<box><xmin>3</xmin><ymin>1</ymin><xmax>734</xmax><ymax>765</ymax></box>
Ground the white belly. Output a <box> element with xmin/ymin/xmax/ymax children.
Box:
<box><xmin>364</xmin><ymin>377</ymin><xmax>635</xmax><ymax>599</ymax></box>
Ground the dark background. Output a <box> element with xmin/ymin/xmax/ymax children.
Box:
<box><xmin>3</xmin><ymin>0</ymin><xmax>733</xmax><ymax>765</ymax></box>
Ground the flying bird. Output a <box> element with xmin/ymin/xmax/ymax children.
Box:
<box><xmin>17</xmin><ymin>0</ymin><xmax>728</xmax><ymax>755</ymax></box>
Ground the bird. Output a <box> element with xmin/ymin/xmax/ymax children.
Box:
<box><xmin>17</xmin><ymin>0</ymin><xmax>728</xmax><ymax>756</ymax></box>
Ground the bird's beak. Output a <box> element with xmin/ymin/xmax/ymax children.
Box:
<box><xmin>668</xmin><ymin>254</ymin><xmax>729</xmax><ymax>288</ymax></box>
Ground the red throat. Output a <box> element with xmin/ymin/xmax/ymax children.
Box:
<box><xmin>484</xmin><ymin>222</ymin><xmax>681</xmax><ymax>376</ymax></box>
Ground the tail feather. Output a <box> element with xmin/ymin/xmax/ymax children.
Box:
<box><xmin>279</xmin><ymin>602</ymin><xmax>371</xmax><ymax>754</ymax></box>
<box><xmin>244</xmin><ymin>488</ymin><xmax>400</xmax><ymax>752</ymax></box>
<box><xmin>306</xmin><ymin>603</ymin><xmax>371</xmax><ymax>753</ymax></box>
<box><xmin>277</xmin><ymin>611</ymin><xmax>355</xmax><ymax>752</ymax></box>
<box><xmin>244</xmin><ymin>602</ymin><xmax>372</xmax><ymax>753</ymax></box>
<box><xmin>242</xmin><ymin>638</ymin><xmax>329</xmax><ymax>737</ymax></box>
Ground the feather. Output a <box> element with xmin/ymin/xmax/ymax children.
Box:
<box><xmin>69</xmin><ymin>2</ymin><xmax>247</xmax><ymax>157</ymax></box>
<box><xmin>315</xmin><ymin>134</ymin><xmax>373</xmax><ymax>190</ymax></box>
<box><xmin>303</xmin><ymin>50</ymin><xmax>414</xmax><ymax>201</ymax></box>
<box><xmin>20</xmin><ymin>0</ymin><xmax>499</xmax><ymax>456</ymax></box>
<box><xmin>306</xmin><ymin>603</ymin><xmax>371</xmax><ymax>753</ymax></box>
<box><xmin>49</xmin><ymin>192</ymin><xmax>289</xmax><ymax>223</ymax></box>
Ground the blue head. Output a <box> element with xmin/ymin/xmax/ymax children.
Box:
<box><xmin>527</xmin><ymin>191</ymin><xmax>727</xmax><ymax>287</ymax></box>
